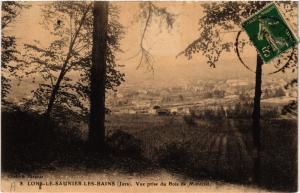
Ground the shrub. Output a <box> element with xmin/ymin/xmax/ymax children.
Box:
<box><xmin>1</xmin><ymin>109</ymin><xmax>85</xmax><ymax>172</ymax></box>
<box><xmin>2</xmin><ymin>109</ymin><xmax>57</xmax><ymax>171</ymax></box>
<box><xmin>106</xmin><ymin>130</ymin><xmax>143</xmax><ymax>158</ymax></box>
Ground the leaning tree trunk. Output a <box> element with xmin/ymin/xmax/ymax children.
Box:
<box><xmin>252</xmin><ymin>54</ymin><xmax>263</xmax><ymax>183</ymax></box>
<box><xmin>44</xmin><ymin>71</ymin><xmax>65</xmax><ymax>117</ymax></box>
<box><xmin>89</xmin><ymin>1</ymin><xmax>108</xmax><ymax>151</ymax></box>
<box><xmin>44</xmin><ymin>6</ymin><xmax>90</xmax><ymax>118</ymax></box>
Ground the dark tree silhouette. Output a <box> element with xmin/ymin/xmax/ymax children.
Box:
<box><xmin>1</xmin><ymin>2</ymin><xmax>23</xmax><ymax>104</ymax></box>
<box><xmin>178</xmin><ymin>1</ymin><xmax>297</xmax><ymax>183</ymax></box>
<box><xmin>89</xmin><ymin>2</ymin><xmax>175</xmax><ymax>149</ymax></box>
<box><xmin>252</xmin><ymin>55</ymin><xmax>263</xmax><ymax>182</ymax></box>
<box><xmin>89</xmin><ymin>1</ymin><xmax>109</xmax><ymax>150</ymax></box>
<box><xmin>44</xmin><ymin>3</ymin><xmax>92</xmax><ymax>118</ymax></box>
<box><xmin>18</xmin><ymin>2</ymin><xmax>124</xmax><ymax>121</ymax></box>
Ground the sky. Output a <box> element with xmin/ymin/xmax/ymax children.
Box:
<box><xmin>4</xmin><ymin>1</ymin><xmax>298</xmax><ymax>93</ymax></box>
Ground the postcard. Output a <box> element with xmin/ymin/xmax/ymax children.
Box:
<box><xmin>1</xmin><ymin>1</ymin><xmax>298</xmax><ymax>192</ymax></box>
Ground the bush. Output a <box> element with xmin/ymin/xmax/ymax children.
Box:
<box><xmin>1</xmin><ymin>109</ymin><xmax>85</xmax><ymax>172</ymax></box>
<box><xmin>188</xmin><ymin>108</ymin><xmax>226</xmax><ymax>120</ymax></box>
<box><xmin>106</xmin><ymin>130</ymin><xmax>143</xmax><ymax>158</ymax></box>
<box><xmin>2</xmin><ymin>109</ymin><xmax>56</xmax><ymax>171</ymax></box>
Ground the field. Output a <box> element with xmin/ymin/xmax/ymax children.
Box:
<box><xmin>106</xmin><ymin>114</ymin><xmax>297</xmax><ymax>191</ymax></box>
<box><xmin>2</xmin><ymin>112</ymin><xmax>297</xmax><ymax>192</ymax></box>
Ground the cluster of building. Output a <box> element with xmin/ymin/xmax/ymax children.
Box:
<box><xmin>106</xmin><ymin>78</ymin><xmax>296</xmax><ymax>115</ymax></box>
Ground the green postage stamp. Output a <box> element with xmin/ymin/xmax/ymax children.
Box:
<box><xmin>242</xmin><ymin>3</ymin><xmax>298</xmax><ymax>63</ymax></box>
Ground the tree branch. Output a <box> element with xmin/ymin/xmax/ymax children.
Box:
<box><xmin>136</xmin><ymin>2</ymin><xmax>154</xmax><ymax>71</ymax></box>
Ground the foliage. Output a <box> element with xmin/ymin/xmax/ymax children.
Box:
<box><xmin>186</xmin><ymin>103</ymin><xmax>281</xmax><ymax>120</ymax></box>
<box><xmin>135</xmin><ymin>2</ymin><xmax>175</xmax><ymax>71</ymax></box>
<box><xmin>178</xmin><ymin>2</ymin><xmax>298</xmax><ymax>123</ymax></box>
<box><xmin>1</xmin><ymin>2</ymin><xmax>23</xmax><ymax>104</ymax></box>
<box><xmin>2</xmin><ymin>109</ymin><xmax>61</xmax><ymax>171</ymax></box>
<box><xmin>106</xmin><ymin>129</ymin><xmax>143</xmax><ymax>158</ymax></box>
<box><xmin>179</xmin><ymin>1</ymin><xmax>298</xmax><ymax>71</ymax></box>
<box><xmin>1</xmin><ymin>1</ymin><xmax>23</xmax><ymax>29</ymax></box>
<box><xmin>18</xmin><ymin>2</ymin><xmax>125</xmax><ymax>121</ymax></box>
<box><xmin>283</xmin><ymin>78</ymin><xmax>297</xmax><ymax>118</ymax></box>
<box><xmin>282</xmin><ymin>100</ymin><xmax>297</xmax><ymax>118</ymax></box>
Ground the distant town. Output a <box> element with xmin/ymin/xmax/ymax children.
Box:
<box><xmin>107</xmin><ymin>78</ymin><xmax>297</xmax><ymax>115</ymax></box>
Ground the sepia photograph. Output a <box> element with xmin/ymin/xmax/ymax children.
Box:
<box><xmin>1</xmin><ymin>1</ymin><xmax>298</xmax><ymax>192</ymax></box>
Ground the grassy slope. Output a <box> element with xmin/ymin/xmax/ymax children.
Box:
<box><xmin>106</xmin><ymin>114</ymin><xmax>297</xmax><ymax>191</ymax></box>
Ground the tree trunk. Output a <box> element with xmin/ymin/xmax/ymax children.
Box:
<box><xmin>89</xmin><ymin>1</ymin><xmax>108</xmax><ymax>150</ymax></box>
<box><xmin>252</xmin><ymin>54</ymin><xmax>263</xmax><ymax>183</ymax></box>
<box><xmin>44</xmin><ymin>70</ymin><xmax>66</xmax><ymax>117</ymax></box>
